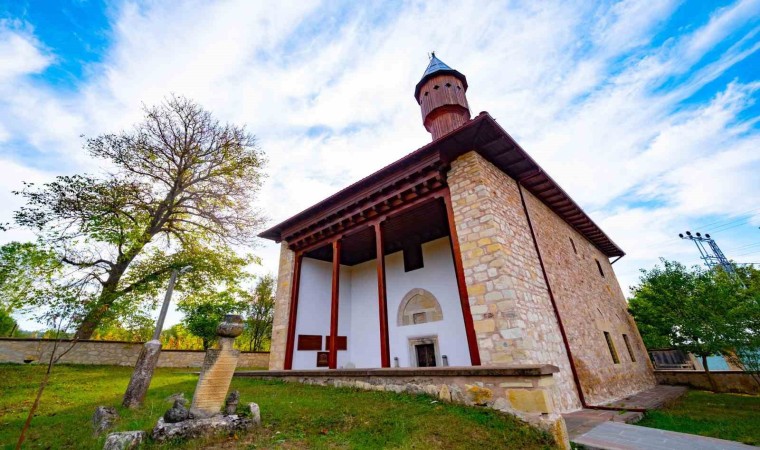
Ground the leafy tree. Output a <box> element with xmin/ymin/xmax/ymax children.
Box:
<box><xmin>629</xmin><ymin>259</ymin><xmax>759</xmax><ymax>390</ymax></box>
<box><xmin>178</xmin><ymin>290</ymin><xmax>243</xmax><ymax>350</ymax></box>
<box><xmin>723</xmin><ymin>265</ymin><xmax>760</xmax><ymax>386</ymax></box>
<box><xmin>8</xmin><ymin>96</ymin><xmax>265</xmax><ymax>338</ymax></box>
<box><xmin>242</xmin><ymin>274</ymin><xmax>275</xmax><ymax>351</ymax></box>
<box><xmin>91</xmin><ymin>314</ymin><xmax>155</xmax><ymax>342</ymax></box>
<box><xmin>0</xmin><ymin>244</ymin><xmax>92</xmax><ymax>449</ymax></box>
<box><xmin>0</xmin><ymin>307</ymin><xmax>17</xmax><ymax>337</ymax></box>
<box><xmin>160</xmin><ymin>323</ymin><xmax>204</xmax><ymax>350</ymax></box>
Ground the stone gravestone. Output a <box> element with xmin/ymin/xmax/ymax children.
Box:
<box><xmin>151</xmin><ymin>314</ymin><xmax>260</xmax><ymax>443</ymax></box>
<box><xmin>190</xmin><ymin>314</ymin><xmax>244</xmax><ymax>418</ymax></box>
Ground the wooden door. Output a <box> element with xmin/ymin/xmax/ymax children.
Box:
<box><xmin>415</xmin><ymin>343</ymin><xmax>436</xmax><ymax>367</ymax></box>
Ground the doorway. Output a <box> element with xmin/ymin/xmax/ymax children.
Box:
<box><xmin>407</xmin><ymin>335</ymin><xmax>440</xmax><ymax>367</ymax></box>
<box><xmin>415</xmin><ymin>343</ymin><xmax>436</xmax><ymax>367</ymax></box>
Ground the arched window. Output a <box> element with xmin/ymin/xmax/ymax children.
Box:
<box><xmin>398</xmin><ymin>288</ymin><xmax>443</xmax><ymax>326</ymax></box>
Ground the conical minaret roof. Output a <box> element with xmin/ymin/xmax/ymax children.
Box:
<box><xmin>414</xmin><ymin>52</ymin><xmax>468</xmax><ymax>100</ymax></box>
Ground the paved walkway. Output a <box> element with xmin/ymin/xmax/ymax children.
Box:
<box><xmin>603</xmin><ymin>385</ymin><xmax>688</xmax><ymax>409</ymax></box>
<box><xmin>573</xmin><ymin>421</ymin><xmax>757</xmax><ymax>450</ymax></box>
<box><xmin>564</xmin><ymin>385</ymin><xmax>688</xmax><ymax>439</ymax></box>
<box><xmin>564</xmin><ymin>386</ymin><xmax>757</xmax><ymax>449</ymax></box>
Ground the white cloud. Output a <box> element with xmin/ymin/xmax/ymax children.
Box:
<box><xmin>1</xmin><ymin>0</ymin><xmax>759</xmax><ymax>329</ymax></box>
<box><xmin>0</xmin><ymin>21</ymin><xmax>51</xmax><ymax>81</ymax></box>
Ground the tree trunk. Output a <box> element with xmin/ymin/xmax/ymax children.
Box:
<box><xmin>701</xmin><ymin>355</ymin><xmax>720</xmax><ymax>392</ymax></box>
<box><xmin>16</xmin><ymin>368</ymin><xmax>50</xmax><ymax>449</ymax></box>
<box><xmin>74</xmin><ymin>251</ymin><xmax>141</xmax><ymax>339</ymax></box>
<box><xmin>74</xmin><ymin>298</ymin><xmax>114</xmax><ymax>340</ymax></box>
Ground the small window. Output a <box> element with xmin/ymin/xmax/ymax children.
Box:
<box><xmin>569</xmin><ymin>237</ymin><xmax>577</xmax><ymax>254</ymax></box>
<box><xmin>403</xmin><ymin>242</ymin><xmax>424</xmax><ymax>272</ymax></box>
<box><xmin>604</xmin><ymin>332</ymin><xmax>620</xmax><ymax>364</ymax></box>
<box><xmin>445</xmin><ymin>82</ymin><xmax>451</xmax><ymax>87</ymax></box>
<box><xmin>623</xmin><ymin>334</ymin><xmax>636</xmax><ymax>362</ymax></box>
<box><xmin>595</xmin><ymin>259</ymin><xmax>605</xmax><ymax>277</ymax></box>
<box><xmin>433</xmin><ymin>85</ymin><xmax>440</xmax><ymax>90</ymax></box>
<box><xmin>424</xmin><ymin>92</ymin><xmax>429</xmax><ymax>96</ymax></box>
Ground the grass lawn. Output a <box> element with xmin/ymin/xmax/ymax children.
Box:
<box><xmin>0</xmin><ymin>364</ymin><xmax>555</xmax><ymax>449</ymax></box>
<box><xmin>636</xmin><ymin>390</ymin><xmax>760</xmax><ymax>446</ymax></box>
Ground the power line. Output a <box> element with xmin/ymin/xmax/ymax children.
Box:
<box><xmin>724</xmin><ymin>241</ymin><xmax>760</xmax><ymax>253</ymax></box>
<box><xmin>694</xmin><ymin>206</ymin><xmax>760</xmax><ymax>230</ymax></box>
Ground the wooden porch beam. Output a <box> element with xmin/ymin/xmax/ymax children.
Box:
<box><xmin>328</xmin><ymin>239</ymin><xmax>341</xmax><ymax>369</ymax></box>
<box><xmin>375</xmin><ymin>222</ymin><xmax>390</xmax><ymax>368</ymax></box>
<box><xmin>283</xmin><ymin>251</ymin><xmax>303</xmax><ymax>370</ymax></box>
<box><xmin>442</xmin><ymin>188</ymin><xmax>481</xmax><ymax>366</ymax></box>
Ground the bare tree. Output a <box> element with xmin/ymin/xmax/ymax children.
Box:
<box><xmin>12</xmin><ymin>96</ymin><xmax>265</xmax><ymax>338</ymax></box>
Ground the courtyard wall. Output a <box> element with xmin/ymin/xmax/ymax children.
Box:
<box><xmin>655</xmin><ymin>370</ymin><xmax>759</xmax><ymax>395</ymax></box>
<box><xmin>0</xmin><ymin>338</ymin><xmax>269</xmax><ymax>368</ymax></box>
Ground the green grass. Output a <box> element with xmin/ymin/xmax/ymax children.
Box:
<box><xmin>637</xmin><ymin>390</ymin><xmax>760</xmax><ymax>446</ymax></box>
<box><xmin>0</xmin><ymin>364</ymin><xmax>555</xmax><ymax>449</ymax></box>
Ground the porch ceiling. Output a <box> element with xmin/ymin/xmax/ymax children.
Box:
<box><xmin>305</xmin><ymin>198</ymin><xmax>449</xmax><ymax>266</ymax></box>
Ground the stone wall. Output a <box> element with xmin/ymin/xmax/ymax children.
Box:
<box><xmin>447</xmin><ymin>151</ymin><xmax>580</xmax><ymax>412</ymax></box>
<box><xmin>270</xmin><ymin>241</ymin><xmax>296</xmax><ymax>370</ymax></box>
<box><xmin>655</xmin><ymin>370</ymin><xmax>760</xmax><ymax>395</ymax></box>
<box><xmin>523</xmin><ymin>183</ymin><xmax>656</xmax><ymax>405</ymax></box>
<box><xmin>236</xmin><ymin>365</ymin><xmax>570</xmax><ymax>448</ymax></box>
<box><xmin>0</xmin><ymin>338</ymin><xmax>269</xmax><ymax>368</ymax></box>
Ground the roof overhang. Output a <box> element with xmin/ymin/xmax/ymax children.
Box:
<box><xmin>260</xmin><ymin>112</ymin><xmax>625</xmax><ymax>258</ymax></box>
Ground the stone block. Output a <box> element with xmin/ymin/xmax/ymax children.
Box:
<box><xmin>465</xmin><ymin>384</ymin><xmax>493</xmax><ymax>406</ymax></box>
<box><xmin>152</xmin><ymin>415</ymin><xmax>254</xmax><ymax>442</ymax></box>
<box><xmin>506</xmin><ymin>389</ymin><xmax>553</xmax><ymax>414</ymax></box>
<box><xmin>249</xmin><ymin>403</ymin><xmax>261</xmax><ymax>426</ymax></box>
<box><xmin>103</xmin><ymin>431</ymin><xmax>146</xmax><ymax>450</ymax></box>
<box><xmin>499</xmin><ymin>328</ymin><xmax>522</xmax><ymax>340</ymax></box>
<box><xmin>499</xmin><ymin>381</ymin><xmax>533</xmax><ymax>388</ymax></box>
<box><xmin>438</xmin><ymin>384</ymin><xmax>452</xmax><ymax>402</ymax></box>
<box><xmin>473</xmin><ymin>319</ymin><xmax>495</xmax><ymax>333</ymax></box>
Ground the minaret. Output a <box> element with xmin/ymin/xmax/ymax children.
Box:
<box><xmin>414</xmin><ymin>53</ymin><xmax>471</xmax><ymax>140</ymax></box>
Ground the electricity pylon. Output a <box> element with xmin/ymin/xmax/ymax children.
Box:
<box><xmin>678</xmin><ymin>231</ymin><xmax>737</xmax><ymax>277</ymax></box>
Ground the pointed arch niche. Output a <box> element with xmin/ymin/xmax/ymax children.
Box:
<box><xmin>397</xmin><ymin>288</ymin><xmax>444</xmax><ymax>326</ymax></box>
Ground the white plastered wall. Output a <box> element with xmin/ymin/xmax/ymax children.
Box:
<box><xmin>291</xmin><ymin>237</ymin><xmax>471</xmax><ymax>369</ymax></box>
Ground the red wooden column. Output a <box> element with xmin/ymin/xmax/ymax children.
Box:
<box><xmin>328</xmin><ymin>239</ymin><xmax>341</xmax><ymax>369</ymax></box>
<box><xmin>374</xmin><ymin>222</ymin><xmax>391</xmax><ymax>367</ymax></box>
<box><xmin>284</xmin><ymin>251</ymin><xmax>303</xmax><ymax>370</ymax></box>
<box><xmin>442</xmin><ymin>190</ymin><xmax>481</xmax><ymax>366</ymax></box>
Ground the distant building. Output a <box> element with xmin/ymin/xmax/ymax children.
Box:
<box><xmin>260</xmin><ymin>54</ymin><xmax>655</xmax><ymax>411</ymax></box>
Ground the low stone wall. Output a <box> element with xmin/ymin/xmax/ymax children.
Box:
<box><xmin>0</xmin><ymin>338</ymin><xmax>269</xmax><ymax>368</ymax></box>
<box><xmin>655</xmin><ymin>370</ymin><xmax>759</xmax><ymax>395</ymax></box>
<box><xmin>236</xmin><ymin>364</ymin><xmax>570</xmax><ymax>448</ymax></box>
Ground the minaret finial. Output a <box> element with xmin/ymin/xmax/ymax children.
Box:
<box><xmin>414</xmin><ymin>53</ymin><xmax>470</xmax><ymax>140</ymax></box>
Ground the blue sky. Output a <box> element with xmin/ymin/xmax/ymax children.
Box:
<box><xmin>1</xmin><ymin>0</ymin><xmax>759</xmax><ymax>329</ymax></box>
